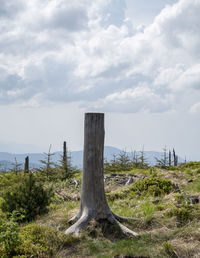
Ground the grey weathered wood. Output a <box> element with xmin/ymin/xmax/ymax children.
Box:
<box><xmin>24</xmin><ymin>156</ymin><xmax>29</xmax><ymax>173</ymax></box>
<box><xmin>81</xmin><ymin>113</ymin><xmax>110</xmax><ymax>218</ymax></box>
<box><xmin>65</xmin><ymin>113</ymin><xmax>138</xmax><ymax>236</ymax></box>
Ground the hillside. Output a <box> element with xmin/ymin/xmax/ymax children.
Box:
<box><xmin>0</xmin><ymin>161</ymin><xmax>200</xmax><ymax>257</ymax></box>
<box><xmin>0</xmin><ymin>146</ymin><xmax>184</xmax><ymax>171</ymax></box>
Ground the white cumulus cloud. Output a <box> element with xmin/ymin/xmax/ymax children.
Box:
<box><xmin>0</xmin><ymin>0</ymin><xmax>199</xmax><ymax>113</ymax></box>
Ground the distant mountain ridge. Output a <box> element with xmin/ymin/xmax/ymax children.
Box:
<box><xmin>0</xmin><ymin>146</ymin><xmax>184</xmax><ymax>171</ymax></box>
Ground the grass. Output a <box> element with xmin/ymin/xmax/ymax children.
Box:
<box><xmin>1</xmin><ymin>164</ymin><xmax>200</xmax><ymax>257</ymax></box>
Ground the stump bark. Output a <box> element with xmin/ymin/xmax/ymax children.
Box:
<box><xmin>65</xmin><ymin>113</ymin><xmax>138</xmax><ymax>236</ymax></box>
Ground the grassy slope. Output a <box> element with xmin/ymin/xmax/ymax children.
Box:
<box><xmin>1</xmin><ymin>162</ymin><xmax>200</xmax><ymax>257</ymax></box>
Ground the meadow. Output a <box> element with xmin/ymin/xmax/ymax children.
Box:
<box><xmin>1</xmin><ymin>161</ymin><xmax>200</xmax><ymax>257</ymax></box>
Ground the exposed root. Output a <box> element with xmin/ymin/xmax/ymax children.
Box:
<box><xmin>112</xmin><ymin>212</ymin><xmax>140</xmax><ymax>222</ymax></box>
<box><xmin>68</xmin><ymin>212</ymin><xmax>81</xmax><ymax>224</ymax></box>
<box><xmin>65</xmin><ymin>214</ymin><xmax>91</xmax><ymax>236</ymax></box>
<box><xmin>115</xmin><ymin>220</ymin><xmax>139</xmax><ymax>237</ymax></box>
<box><xmin>65</xmin><ymin>211</ymin><xmax>138</xmax><ymax>237</ymax></box>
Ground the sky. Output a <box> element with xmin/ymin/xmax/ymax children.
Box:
<box><xmin>0</xmin><ymin>0</ymin><xmax>200</xmax><ymax>161</ymax></box>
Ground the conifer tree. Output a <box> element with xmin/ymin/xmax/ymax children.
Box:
<box><xmin>11</xmin><ymin>158</ymin><xmax>22</xmax><ymax>174</ymax></box>
<box><xmin>155</xmin><ymin>146</ymin><xmax>168</xmax><ymax>168</ymax></box>
<box><xmin>139</xmin><ymin>146</ymin><xmax>148</xmax><ymax>168</ymax></box>
<box><xmin>2</xmin><ymin>173</ymin><xmax>53</xmax><ymax>221</ymax></box>
<box><xmin>38</xmin><ymin>145</ymin><xmax>56</xmax><ymax>180</ymax></box>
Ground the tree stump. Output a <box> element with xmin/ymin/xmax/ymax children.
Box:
<box><xmin>65</xmin><ymin>113</ymin><xmax>138</xmax><ymax>236</ymax></box>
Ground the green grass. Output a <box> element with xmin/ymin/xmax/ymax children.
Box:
<box><xmin>1</xmin><ymin>165</ymin><xmax>200</xmax><ymax>257</ymax></box>
<box><xmin>83</xmin><ymin>234</ymin><xmax>161</xmax><ymax>258</ymax></box>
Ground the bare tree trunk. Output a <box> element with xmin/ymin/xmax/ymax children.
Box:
<box><xmin>24</xmin><ymin>156</ymin><xmax>29</xmax><ymax>173</ymax></box>
<box><xmin>169</xmin><ymin>150</ymin><xmax>171</xmax><ymax>167</ymax></box>
<box><xmin>62</xmin><ymin>141</ymin><xmax>68</xmax><ymax>179</ymax></box>
<box><xmin>65</xmin><ymin>113</ymin><xmax>138</xmax><ymax>236</ymax></box>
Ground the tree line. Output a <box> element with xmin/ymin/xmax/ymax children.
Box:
<box><xmin>104</xmin><ymin>147</ymin><xmax>182</xmax><ymax>172</ymax></box>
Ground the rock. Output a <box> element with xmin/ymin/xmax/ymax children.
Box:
<box><xmin>136</xmin><ymin>174</ymin><xmax>148</xmax><ymax>179</ymax></box>
<box><xmin>125</xmin><ymin>178</ymin><xmax>134</xmax><ymax>185</ymax></box>
<box><xmin>152</xmin><ymin>199</ymin><xmax>160</xmax><ymax>204</ymax></box>
<box><xmin>104</xmin><ymin>176</ymin><xmax>111</xmax><ymax>182</ymax></box>
<box><xmin>71</xmin><ymin>179</ymin><xmax>79</xmax><ymax>188</ymax></box>
<box><xmin>118</xmin><ymin>180</ymin><xmax>127</xmax><ymax>185</ymax></box>
<box><xmin>188</xmin><ymin>195</ymin><xmax>199</xmax><ymax>204</ymax></box>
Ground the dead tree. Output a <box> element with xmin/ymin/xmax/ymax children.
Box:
<box><xmin>169</xmin><ymin>150</ymin><xmax>171</xmax><ymax>167</ymax></box>
<box><xmin>173</xmin><ymin>148</ymin><xmax>178</xmax><ymax>166</ymax></box>
<box><xmin>65</xmin><ymin>113</ymin><xmax>138</xmax><ymax>236</ymax></box>
<box><xmin>24</xmin><ymin>156</ymin><xmax>29</xmax><ymax>173</ymax></box>
<box><xmin>61</xmin><ymin>141</ymin><xmax>72</xmax><ymax>179</ymax></box>
<box><xmin>62</xmin><ymin>141</ymin><xmax>68</xmax><ymax>178</ymax></box>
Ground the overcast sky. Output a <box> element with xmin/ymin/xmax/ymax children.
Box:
<box><xmin>0</xmin><ymin>0</ymin><xmax>199</xmax><ymax>160</ymax></box>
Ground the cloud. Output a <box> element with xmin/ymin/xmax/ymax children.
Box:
<box><xmin>88</xmin><ymin>85</ymin><xmax>173</xmax><ymax>113</ymax></box>
<box><xmin>0</xmin><ymin>0</ymin><xmax>200</xmax><ymax>113</ymax></box>
<box><xmin>0</xmin><ymin>0</ymin><xmax>26</xmax><ymax>19</ymax></box>
<box><xmin>37</xmin><ymin>1</ymin><xmax>89</xmax><ymax>32</ymax></box>
<box><xmin>190</xmin><ymin>102</ymin><xmax>200</xmax><ymax>114</ymax></box>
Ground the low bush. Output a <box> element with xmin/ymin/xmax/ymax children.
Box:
<box><xmin>0</xmin><ymin>212</ymin><xmax>22</xmax><ymax>257</ymax></box>
<box><xmin>17</xmin><ymin>223</ymin><xmax>78</xmax><ymax>257</ymax></box>
<box><xmin>2</xmin><ymin>173</ymin><xmax>53</xmax><ymax>222</ymax></box>
<box><xmin>107</xmin><ymin>177</ymin><xmax>173</xmax><ymax>201</ymax></box>
<box><xmin>180</xmin><ymin>161</ymin><xmax>200</xmax><ymax>169</ymax></box>
<box><xmin>131</xmin><ymin>177</ymin><xmax>173</xmax><ymax>197</ymax></box>
<box><xmin>172</xmin><ymin>205</ymin><xmax>192</xmax><ymax>226</ymax></box>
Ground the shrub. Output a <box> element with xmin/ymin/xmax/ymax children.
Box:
<box><xmin>107</xmin><ymin>177</ymin><xmax>173</xmax><ymax>201</ymax></box>
<box><xmin>180</xmin><ymin>161</ymin><xmax>200</xmax><ymax>169</ymax></box>
<box><xmin>0</xmin><ymin>197</ymin><xmax>5</xmax><ymax>211</ymax></box>
<box><xmin>172</xmin><ymin>205</ymin><xmax>192</xmax><ymax>226</ymax></box>
<box><xmin>17</xmin><ymin>223</ymin><xmax>77</xmax><ymax>257</ymax></box>
<box><xmin>130</xmin><ymin>177</ymin><xmax>173</xmax><ymax>197</ymax></box>
<box><xmin>0</xmin><ymin>212</ymin><xmax>22</xmax><ymax>257</ymax></box>
<box><xmin>2</xmin><ymin>173</ymin><xmax>53</xmax><ymax>221</ymax></box>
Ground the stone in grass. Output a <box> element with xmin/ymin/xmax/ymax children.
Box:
<box><xmin>188</xmin><ymin>195</ymin><xmax>199</xmax><ymax>204</ymax></box>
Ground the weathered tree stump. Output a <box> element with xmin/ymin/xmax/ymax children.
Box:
<box><xmin>65</xmin><ymin>113</ymin><xmax>138</xmax><ymax>236</ymax></box>
<box><xmin>24</xmin><ymin>156</ymin><xmax>29</xmax><ymax>173</ymax></box>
